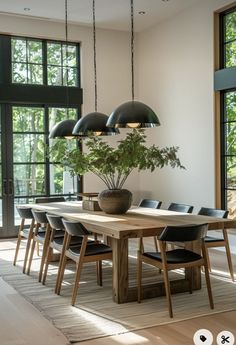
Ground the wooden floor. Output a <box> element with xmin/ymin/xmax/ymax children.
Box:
<box><xmin>0</xmin><ymin>238</ymin><xmax>235</xmax><ymax>345</ymax></box>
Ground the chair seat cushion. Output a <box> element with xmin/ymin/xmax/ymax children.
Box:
<box><xmin>204</xmin><ymin>235</ymin><xmax>224</xmax><ymax>242</ymax></box>
<box><xmin>143</xmin><ymin>249</ymin><xmax>202</xmax><ymax>263</ymax></box>
<box><xmin>68</xmin><ymin>243</ymin><xmax>112</xmax><ymax>256</ymax></box>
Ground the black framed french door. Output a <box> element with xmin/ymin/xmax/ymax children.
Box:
<box><xmin>0</xmin><ymin>103</ymin><xmax>80</xmax><ymax>238</ymax></box>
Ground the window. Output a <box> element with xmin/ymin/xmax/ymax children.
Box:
<box><xmin>11</xmin><ymin>37</ymin><xmax>79</xmax><ymax>87</ymax></box>
<box><xmin>47</xmin><ymin>42</ymin><xmax>77</xmax><ymax>86</ymax></box>
<box><xmin>0</xmin><ymin>34</ymin><xmax>82</xmax><ymax>235</ymax></box>
<box><xmin>216</xmin><ymin>7</ymin><xmax>236</xmax><ymax>214</ymax></box>
<box><xmin>11</xmin><ymin>38</ymin><xmax>43</xmax><ymax>84</ymax></box>
<box><xmin>223</xmin><ymin>11</ymin><xmax>236</xmax><ymax>68</ymax></box>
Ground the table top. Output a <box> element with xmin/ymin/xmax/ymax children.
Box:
<box><xmin>28</xmin><ymin>201</ymin><xmax>236</xmax><ymax>240</ymax></box>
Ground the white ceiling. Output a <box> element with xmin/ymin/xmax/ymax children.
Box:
<box><xmin>0</xmin><ymin>0</ymin><xmax>200</xmax><ymax>32</ymax></box>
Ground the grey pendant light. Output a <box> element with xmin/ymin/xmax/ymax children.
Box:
<box><xmin>72</xmin><ymin>0</ymin><xmax>119</xmax><ymax>137</ymax></box>
<box><xmin>106</xmin><ymin>0</ymin><xmax>160</xmax><ymax>129</ymax></box>
<box><xmin>49</xmin><ymin>0</ymin><xmax>76</xmax><ymax>139</ymax></box>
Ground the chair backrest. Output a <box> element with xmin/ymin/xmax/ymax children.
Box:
<box><xmin>139</xmin><ymin>199</ymin><xmax>162</xmax><ymax>209</ymax></box>
<box><xmin>35</xmin><ymin>197</ymin><xmax>65</xmax><ymax>204</ymax></box>
<box><xmin>198</xmin><ymin>207</ymin><xmax>228</xmax><ymax>219</ymax></box>
<box><xmin>32</xmin><ymin>210</ymin><xmax>48</xmax><ymax>224</ymax></box>
<box><xmin>62</xmin><ymin>219</ymin><xmax>90</xmax><ymax>237</ymax></box>
<box><xmin>16</xmin><ymin>206</ymin><xmax>34</xmax><ymax>219</ymax></box>
<box><xmin>159</xmin><ymin>223</ymin><xmax>208</xmax><ymax>242</ymax></box>
<box><xmin>168</xmin><ymin>202</ymin><xmax>193</xmax><ymax>213</ymax></box>
<box><xmin>46</xmin><ymin>214</ymin><xmax>64</xmax><ymax>230</ymax></box>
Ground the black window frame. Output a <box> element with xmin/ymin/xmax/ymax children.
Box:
<box><xmin>218</xmin><ymin>7</ymin><xmax>236</xmax><ymax>209</ymax></box>
<box><xmin>0</xmin><ymin>34</ymin><xmax>83</xmax><ymax>201</ymax></box>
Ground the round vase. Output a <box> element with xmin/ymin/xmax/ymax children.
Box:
<box><xmin>98</xmin><ymin>189</ymin><xmax>132</xmax><ymax>214</ymax></box>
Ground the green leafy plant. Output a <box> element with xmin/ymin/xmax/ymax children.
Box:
<box><xmin>50</xmin><ymin>129</ymin><xmax>184</xmax><ymax>190</ymax></box>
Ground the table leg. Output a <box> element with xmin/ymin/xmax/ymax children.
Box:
<box><xmin>108</xmin><ymin>237</ymin><xmax>129</xmax><ymax>303</ymax></box>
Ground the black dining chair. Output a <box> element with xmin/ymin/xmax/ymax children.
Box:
<box><xmin>13</xmin><ymin>206</ymin><xmax>35</xmax><ymax>273</ymax></box>
<box><xmin>167</xmin><ymin>203</ymin><xmax>194</xmax><ymax>250</ymax></box>
<box><xmin>138</xmin><ymin>198</ymin><xmax>162</xmax><ymax>251</ymax></box>
<box><xmin>137</xmin><ymin>223</ymin><xmax>214</xmax><ymax>318</ymax></box>
<box><xmin>57</xmin><ymin>219</ymin><xmax>113</xmax><ymax>306</ymax></box>
<box><xmin>168</xmin><ymin>202</ymin><xmax>194</xmax><ymax>213</ymax></box>
<box><xmin>42</xmin><ymin>214</ymin><xmax>84</xmax><ymax>293</ymax></box>
<box><xmin>139</xmin><ymin>199</ymin><xmax>162</xmax><ymax>209</ymax></box>
<box><xmin>26</xmin><ymin>210</ymin><xmax>52</xmax><ymax>280</ymax></box>
<box><xmin>198</xmin><ymin>207</ymin><xmax>234</xmax><ymax>281</ymax></box>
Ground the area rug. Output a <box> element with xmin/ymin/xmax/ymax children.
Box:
<box><xmin>0</xmin><ymin>239</ymin><xmax>235</xmax><ymax>343</ymax></box>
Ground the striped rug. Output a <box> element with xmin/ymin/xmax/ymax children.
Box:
<box><xmin>0</xmin><ymin>239</ymin><xmax>235</xmax><ymax>343</ymax></box>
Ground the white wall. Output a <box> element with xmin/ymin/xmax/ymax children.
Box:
<box><xmin>0</xmin><ymin>13</ymin><xmax>140</xmax><ymax>200</ymax></box>
<box><xmin>137</xmin><ymin>0</ymin><xmax>234</xmax><ymax>211</ymax></box>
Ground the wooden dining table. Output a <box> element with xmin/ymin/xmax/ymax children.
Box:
<box><xmin>30</xmin><ymin>201</ymin><xmax>236</xmax><ymax>304</ymax></box>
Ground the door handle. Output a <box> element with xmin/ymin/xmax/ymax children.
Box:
<box><xmin>2</xmin><ymin>179</ymin><xmax>14</xmax><ymax>196</ymax></box>
<box><xmin>8</xmin><ymin>179</ymin><xmax>14</xmax><ymax>196</ymax></box>
<box><xmin>3</xmin><ymin>179</ymin><xmax>8</xmax><ymax>195</ymax></box>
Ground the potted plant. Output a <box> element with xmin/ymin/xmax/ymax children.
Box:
<box><xmin>50</xmin><ymin>129</ymin><xmax>184</xmax><ymax>214</ymax></box>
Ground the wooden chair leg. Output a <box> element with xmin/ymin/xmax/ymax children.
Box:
<box><xmin>153</xmin><ymin>237</ymin><xmax>158</xmax><ymax>251</ymax></box>
<box><xmin>42</xmin><ymin>247</ymin><xmax>53</xmax><ymax>285</ymax></box>
<box><xmin>71</xmin><ymin>261</ymin><xmax>84</xmax><ymax>306</ymax></box>
<box><xmin>26</xmin><ymin>239</ymin><xmax>36</xmax><ymax>275</ymax></box>
<box><xmin>22</xmin><ymin>220</ymin><xmax>35</xmax><ymax>274</ymax></box>
<box><xmin>205</xmin><ymin>246</ymin><xmax>211</xmax><ymax>272</ymax></box>
<box><xmin>13</xmin><ymin>233</ymin><xmax>23</xmax><ymax>266</ymax></box>
<box><xmin>137</xmin><ymin>251</ymin><xmax>142</xmax><ymax>303</ymax></box>
<box><xmin>162</xmin><ymin>267</ymin><xmax>173</xmax><ymax>318</ymax></box>
<box><xmin>56</xmin><ymin>253</ymin><xmax>68</xmax><ymax>295</ymax></box>
<box><xmin>223</xmin><ymin>230</ymin><xmax>234</xmax><ymax>281</ymax></box>
<box><xmin>55</xmin><ymin>234</ymin><xmax>68</xmax><ymax>294</ymax></box>
<box><xmin>204</xmin><ymin>262</ymin><xmax>214</xmax><ymax>309</ymax></box>
<box><xmin>36</xmin><ymin>243</ymin><xmax>40</xmax><ymax>256</ymax></box>
<box><xmin>96</xmin><ymin>261</ymin><xmax>102</xmax><ymax>286</ymax></box>
<box><xmin>38</xmin><ymin>227</ymin><xmax>51</xmax><ymax>282</ymax></box>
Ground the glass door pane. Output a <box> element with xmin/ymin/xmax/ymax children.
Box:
<box><xmin>0</xmin><ymin>104</ymin><xmax>80</xmax><ymax>237</ymax></box>
<box><xmin>12</xmin><ymin>106</ymin><xmax>45</xmax><ymax>226</ymax></box>
<box><xmin>222</xmin><ymin>91</ymin><xmax>236</xmax><ymax>215</ymax></box>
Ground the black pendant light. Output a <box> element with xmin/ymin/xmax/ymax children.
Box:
<box><xmin>106</xmin><ymin>0</ymin><xmax>160</xmax><ymax>129</ymax></box>
<box><xmin>49</xmin><ymin>0</ymin><xmax>76</xmax><ymax>139</ymax></box>
<box><xmin>73</xmin><ymin>0</ymin><xmax>119</xmax><ymax>137</ymax></box>
<box><xmin>49</xmin><ymin>119</ymin><xmax>77</xmax><ymax>139</ymax></box>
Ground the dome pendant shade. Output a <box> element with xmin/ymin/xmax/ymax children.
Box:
<box><xmin>49</xmin><ymin>119</ymin><xmax>77</xmax><ymax>139</ymax></box>
<box><xmin>106</xmin><ymin>101</ymin><xmax>161</xmax><ymax>128</ymax></box>
<box><xmin>72</xmin><ymin>112</ymin><xmax>119</xmax><ymax>137</ymax></box>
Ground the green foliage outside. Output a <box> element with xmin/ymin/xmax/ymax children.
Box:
<box><xmin>51</xmin><ymin>129</ymin><xmax>184</xmax><ymax>190</ymax></box>
<box><xmin>11</xmin><ymin>38</ymin><xmax>77</xmax><ymax>86</ymax></box>
<box><xmin>223</xmin><ymin>12</ymin><xmax>236</xmax><ymax>192</ymax></box>
<box><xmin>225</xmin><ymin>12</ymin><xmax>236</xmax><ymax>67</ymax></box>
<box><xmin>12</xmin><ymin>106</ymin><xmax>77</xmax><ymax>197</ymax></box>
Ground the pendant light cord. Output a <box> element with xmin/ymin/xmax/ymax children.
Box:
<box><xmin>131</xmin><ymin>0</ymin><xmax>134</xmax><ymax>101</ymax></box>
<box><xmin>93</xmin><ymin>0</ymin><xmax>98</xmax><ymax>112</ymax></box>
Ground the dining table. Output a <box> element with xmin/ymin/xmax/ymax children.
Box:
<box><xmin>29</xmin><ymin>200</ymin><xmax>236</xmax><ymax>304</ymax></box>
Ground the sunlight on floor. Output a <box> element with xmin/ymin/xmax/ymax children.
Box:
<box><xmin>73</xmin><ymin>307</ymin><xmax>129</xmax><ymax>333</ymax></box>
<box><xmin>110</xmin><ymin>332</ymin><xmax>150</xmax><ymax>344</ymax></box>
